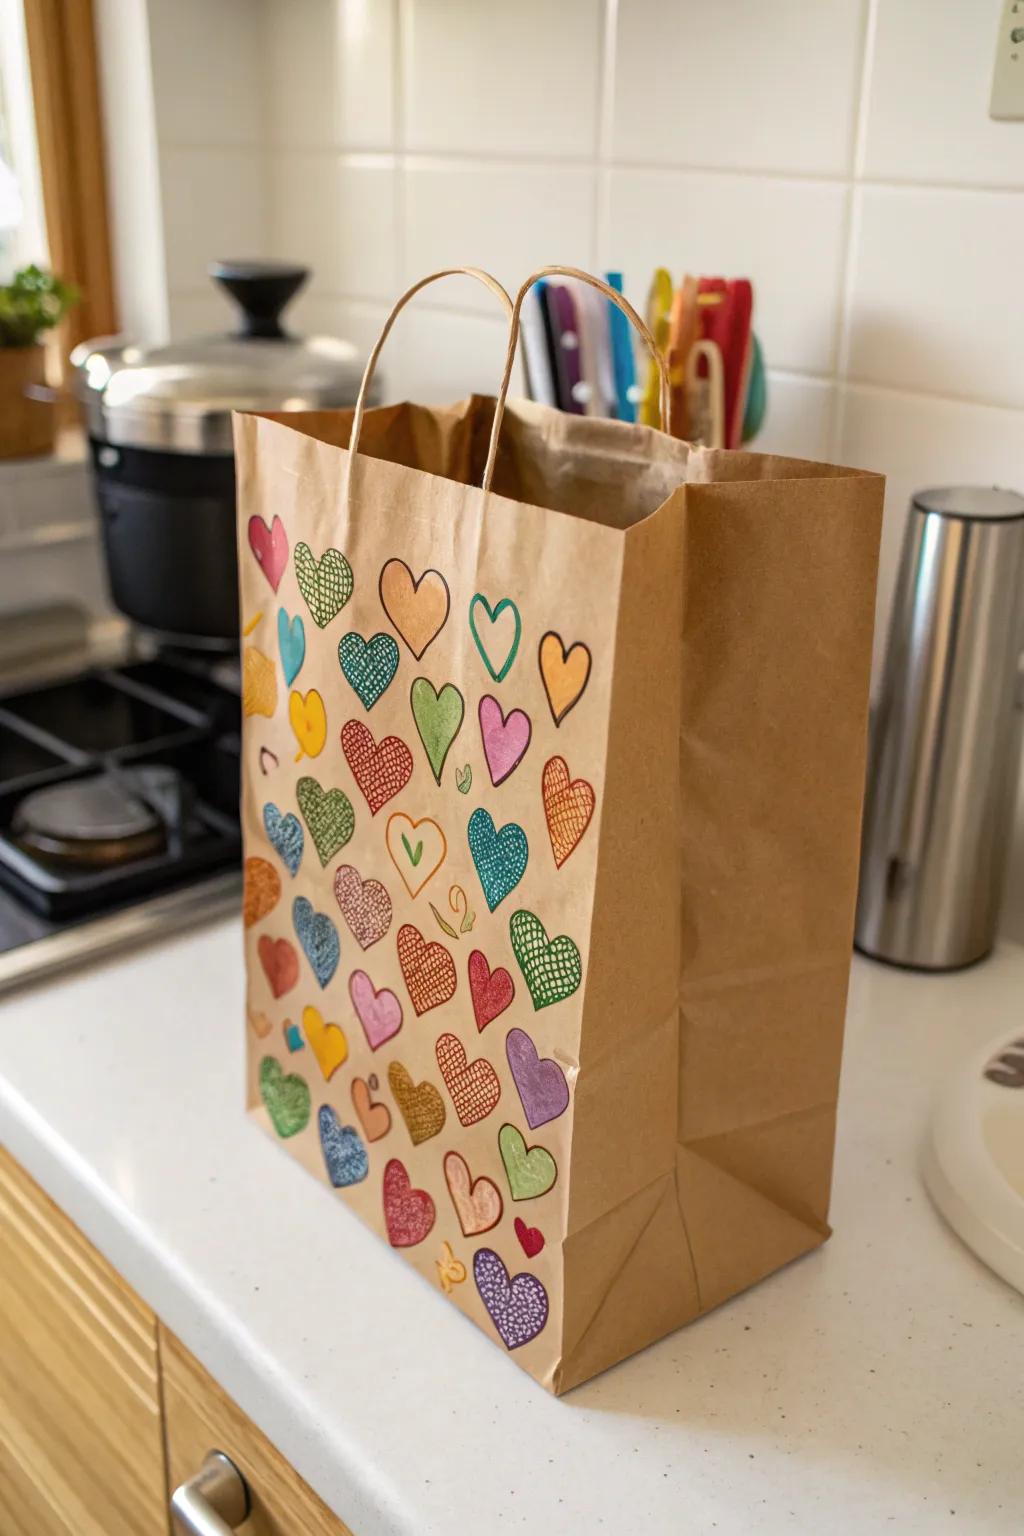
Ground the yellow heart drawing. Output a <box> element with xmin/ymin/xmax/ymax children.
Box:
<box><xmin>302</xmin><ymin>1004</ymin><xmax>348</xmax><ymax>1081</ymax></box>
<box><xmin>243</xmin><ymin>647</ymin><xmax>277</xmax><ymax>718</ymax></box>
<box><xmin>385</xmin><ymin>811</ymin><xmax>447</xmax><ymax>898</ymax></box>
<box><xmin>538</xmin><ymin>631</ymin><xmax>592</xmax><ymax>726</ymax></box>
<box><xmin>289</xmin><ymin>688</ymin><xmax>326</xmax><ymax>760</ymax></box>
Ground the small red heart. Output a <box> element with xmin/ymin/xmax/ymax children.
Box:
<box><xmin>257</xmin><ymin>935</ymin><xmax>298</xmax><ymax>999</ymax></box>
<box><xmin>468</xmin><ymin>948</ymin><xmax>515</xmax><ymax>1032</ymax></box>
<box><xmin>514</xmin><ymin>1216</ymin><xmax>545</xmax><ymax>1259</ymax></box>
<box><xmin>383</xmin><ymin>1158</ymin><xmax>435</xmax><ymax>1247</ymax></box>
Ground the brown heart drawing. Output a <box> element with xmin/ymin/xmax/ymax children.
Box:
<box><xmin>243</xmin><ymin>856</ymin><xmax>281</xmax><ymax>928</ymax></box>
<box><xmin>351</xmin><ymin>1076</ymin><xmax>391</xmax><ymax>1142</ymax></box>
<box><xmin>257</xmin><ymin>935</ymin><xmax>298</xmax><ymax>999</ymax></box>
<box><xmin>436</xmin><ymin>1032</ymin><xmax>501</xmax><ymax>1127</ymax></box>
<box><xmin>379</xmin><ymin>558</ymin><xmax>450</xmax><ymax>659</ymax></box>
<box><xmin>387</xmin><ymin>1060</ymin><xmax>446</xmax><ymax>1145</ymax></box>
<box><xmin>340</xmin><ymin>719</ymin><xmax>413</xmax><ymax>816</ymax></box>
<box><xmin>541</xmin><ymin>755</ymin><xmax>596</xmax><ymax>868</ymax></box>
<box><xmin>396</xmin><ymin>923</ymin><xmax>457</xmax><ymax>1016</ymax></box>
<box><xmin>333</xmin><ymin>864</ymin><xmax>392</xmax><ymax>949</ymax></box>
<box><xmin>443</xmin><ymin>1150</ymin><xmax>503</xmax><ymax>1236</ymax></box>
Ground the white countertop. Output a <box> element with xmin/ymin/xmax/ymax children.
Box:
<box><xmin>1</xmin><ymin>921</ymin><xmax>1021</xmax><ymax>1535</ymax></box>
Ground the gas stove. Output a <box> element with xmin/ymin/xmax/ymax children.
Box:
<box><xmin>0</xmin><ymin>643</ymin><xmax>242</xmax><ymax>994</ymax></box>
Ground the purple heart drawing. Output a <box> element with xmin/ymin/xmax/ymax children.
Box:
<box><xmin>479</xmin><ymin>694</ymin><xmax>531</xmax><ymax>787</ymax></box>
<box><xmin>506</xmin><ymin>1027</ymin><xmax>569</xmax><ymax>1128</ymax></box>
<box><xmin>473</xmin><ymin>1247</ymin><xmax>548</xmax><ymax>1350</ymax></box>
<box><xmin>349</xmin><ymin>968</ymin><xmax>402</xmax><ymax>1051</ymax></box>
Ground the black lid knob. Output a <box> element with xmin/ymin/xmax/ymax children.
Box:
<box><xmin>209</xmin><ymin>260</ymin><xmax>309</xmax><ymax>340</ymax></box>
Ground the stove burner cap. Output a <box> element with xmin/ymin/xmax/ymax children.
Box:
<box><xmin>12</xmin><ymin>771</ymin><xmax>170</xmax><ymax>867</ymax></box>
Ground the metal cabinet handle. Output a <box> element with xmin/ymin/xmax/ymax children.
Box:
<box><xmin>171</xmin><ymin>1450</ymin><xmax>250</xmax><ymax>1535</ymax></box>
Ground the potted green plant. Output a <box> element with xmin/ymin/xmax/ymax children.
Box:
<box><xmin>0</xmin><ymin>264</ymin><xmax>78</xmax><ymax>460</ymax></box>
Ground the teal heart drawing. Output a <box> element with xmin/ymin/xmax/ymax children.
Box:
<box><xmin>292</xmin><ymin>896</ymin><xmax>340</xmax><ymax>988</ymax></box>
<box><xmin>509</xmin><ymin>909</ymin><xmax>582</xmax><ymax>1011</ymax></box>
<box><xmin>294</xmin><ymin>542</ymin><xmax>353</xmax><ymax>628</ymax></box>
<box><xmin>467</xmin><ymin>807</ymin><xmax>528</xmax><ymax>913</ymax></box>
<box><xmin>410</xmin><ymin>677</ymin><xmax>465</xmax><ymax>785</ymax></box>
<box><xmin>296</xmin><ymin>777</ymin><xmax>355</xmax><ymax>867</ymax></box>
<box><xmin>263</xmin><ymin>802</ymin><xmax>303</xmax><ymax>875</ymax></box>
<box><xmin>277</xmin><ymin>608</ymin><xmax>305</xmax><ymax>686</ymax></box>
<box><xmin>259</xmin><ymin>1056</ymin><xmax>310</xmax><ymax>1138</ymax></box>
<box><xmin>469</xmin><ymin>593</ymin><xmax>521</xmax><ymax>683</ymax></box>
<box><xmin>339</xmin><ymin>630</ymin><xmax>399</xmax><ymax>710</ymax></box>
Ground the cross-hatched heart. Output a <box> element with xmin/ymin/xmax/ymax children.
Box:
<box><xmin>509</xmin><ymin>909</ymin><xmax>582</xmax><ymax>1011</ymax></box>
<box><xmin>296</xmin><ymin>776</ymin><xmax>355</xmax><ymax>866</ymax></box>
<box><xmin>294</xmin><ymin>541</ymin><xmax>353</xmax><ymax>628</ymax></box>
<box><xmin>435</xmin><ymin>1031</ymin><xmax>501</xmax><ymax>1127</ymax></box>
<box><xmin>338</xmin><ymin>630</ymin><xmax>399</xmax><ymax>710</ymax></box>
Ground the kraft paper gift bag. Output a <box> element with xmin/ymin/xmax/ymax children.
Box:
<box><xmin>237</xmin><ymin>265</ymin><xmax>884</xmax><ymax>1394</ymax></box>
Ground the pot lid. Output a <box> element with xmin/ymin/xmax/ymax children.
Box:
<box><xmin>72</xmin><ymin>261</ymin><xmax>369</xmax><ymax>454</ymax></box>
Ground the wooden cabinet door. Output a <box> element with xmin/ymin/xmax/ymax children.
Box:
<box><xmin>0</xmin><ymin>1145</ymin><xmax>168</xmax><ymax>1536</ymax></box>
<box><xmin>160</xmin><ymin>1327</ymin><xmax>354</xmax><ymax>1536</ymax></box>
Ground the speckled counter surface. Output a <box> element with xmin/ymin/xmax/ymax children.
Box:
<box><xmin>0</xmin><ymin>921</ymin><xmax>1020</xmax><ymax>1534</ymax></box>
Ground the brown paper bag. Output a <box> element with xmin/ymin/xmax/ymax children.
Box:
<box><xmin>236</xmin><ymin>265</ymin><xmax>883</xmax><ymax>1394</ymax></box>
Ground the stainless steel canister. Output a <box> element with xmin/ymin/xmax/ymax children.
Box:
<box><xmin>856</xmin><ymin>486</ymin><xmax>1024</xmax><ymax>970</ymax></box>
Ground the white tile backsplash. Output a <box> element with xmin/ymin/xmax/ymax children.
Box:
<box><xmin>268</xmin><ymin>154</ymin><xmax>399</xmax><ymax>302</ymax></box>
<box><xmin>147</xmin><ymin>0</ymin><xmax>263</xmax><ymax>149</ymax></box>
<box><xmin>160</xmin><ymin>147</ymin><xmax>267</xmax><ymax>292</ymax></box>
<box><xmin>263</xmin><ymin>0</ymin><xmax>395</xmax><ymax>151</ymax></box>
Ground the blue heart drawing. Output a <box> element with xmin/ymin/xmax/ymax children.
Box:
<box><xmin>467</xmin><ymin>807</ymin><xmax>529</xmax><ymax>913</ymax></box>
<box><xmin>338</xmin><ymin>630</ymin><xmax>399</xmax><ymax>710</ymax></box>
<box><xmin>293</xmin><ymin>896</ymin><xmax>340</xmax><ymax>988</ymax></box>
<box><xmin>263</xmin><ymin>803</ymin><xmax>303</xmax><ymax>876</ymax></box>
<box><xmin>318</xmin><ymin>1105</ymin><xmax>369</xmax><ymax>1188</ymax></box>
<box><xmin>277</xmin><ymin>608</ymin><xmax>306</xmax><ymax>686</ymax></box>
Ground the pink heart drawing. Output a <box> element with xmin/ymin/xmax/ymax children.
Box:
<box><xmin>247</xmin><ymin>514</ymin><xmax>288</xmax><ymax>593</ymax></box>
<box><xmin>349</xmin><ymin>968</ymin><xmax>402</xmax><ymax>1051</ymax></box>
<box><xmin>505</xmin><ymin>1027</ymin><xmax>569</xmax><ymax>1128</ymax></box>
<box><xmin>334</xmin><ymin>864</ymin><xmax>392</xmax><ymax>950</ymax></box>
<box><xmin>478</xmin><ymin>695</ymin><xmax>531</xmax><ymax>787</ymax></box>
<box><xmin>473</xmin><ymin>1247</ymin><xmax>548</xmax><ymax>1350</ymax></box>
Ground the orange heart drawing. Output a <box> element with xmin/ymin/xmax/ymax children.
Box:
<box><xmin>243</xmin><ymin>646</ymin><xmax>277</xmax><ymax>718</ymax></box>
<box><xmin>396</xmin><ymin>923</ymin><xmax>457</xmax><ymax>1016</ymax></box>
<box><xmin>435</xmin><ymin>1031</ymin><xmax>501</xmax><ymax>1127</ymax></box>
<box><xmin>289</xmin><ymin>688</ymin><xmax>327</xmax><ymax>760</ymax></box>
<box><xmin>443</xmin><ymin>1150</ymin><xmax>503</xmax><ymax>1235</ymax></box>
<box><xmin>243</xmin><ymin>856</ymin><xmax>281</xmax><ymax>927</ymax></box>
<box><xmin>385</xmin><ymin>812</ymin><xmax>447</xmax><ymax>898</ymax></box>
<box><xmin>257</xmin><ymin>935</ymin><xmax>299</xmax><ymax>999</ymax></box>
<box><xmin>538</xmin><ymin>630</ymin><xmax>592</xmax><ymax>726</ymax></box>
<box><xmin>247</xmin><ymin>1007</ymin><xmax>273</xmax><ymax>1039</ymax></box>
<box><xmin>542</xmin><ymin>755</ymin><xmax>596</xmax><ymax>868</ymax></box>
<box><xmin>351</xmin><ymin>1077</ymin><xmax>391</xmax><ymax>1142</ymax></box>
<box><xmin>302</xmin><ymin>1004</ymin><xmax>348</xmax><ymax>1081</ymax></box>
<box><xmin>379</xmin><ymin>558</ymin><xmax>450</xmax><ymax>659</ymax></box>
<box><xmin>387</xmin><ymin>1060</ymin><xmax>446</xmax><ymax>1145</ymax></box>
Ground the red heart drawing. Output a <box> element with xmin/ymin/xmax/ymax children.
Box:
<box><xmin>468</xmin><ymin>948</ymin><xmax>515</xmax><ymax>1032</ymax></box>
<box><xmin>436</xmin><ymin>1031</ymin><xmax>501</xmax><ymax>1127</ymax></box>
<box><xmin>257</xmin><ymin>935</ymin><xmax>298</xmax><ymax>998</ymax></box>
<box><xmin>333</xmin><ymin>864</ymin><xmax>392</xmax><ymax>949</ymax></box>
<box><xmin>514</xmin><ymin>1216</ymin><xmax>545</xmax><ymax>1259</ymax></box>
<box><xmin>542</xmin><ymin>755</ymin><xmax>596</xmax><ymax>869</ymax></box>
<box><xmin>247</xmin><ymin>514</ymin><xmax>289</xmax><ymax>593</ymax></box>
<box><xmin>396</xmin><ymin>924</ymin><xmax>456</xmax><ymax>1016</ymax></box>
<box><xmin>341</xmin><ymin>719</ymin><xmax>413</xmax><ymax>815</ymax></box>
<box><xmin>382</xmin><ymin>1157</ymin><xmax>435</xmax><ymax>1247</ymax></box>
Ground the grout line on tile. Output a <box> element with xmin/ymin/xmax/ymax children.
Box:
<box><xmin>392</xmin><ymin>0</ymin><xmax>407</xmax><ymax>292</ymax></box>
<box><xmin>842</xmin><ymin>376</ymin><xmax>1024</xmax><ymax>417</ymax></box>
<box><xmin>592</xmin><ymin>0</ymin><xmax>618</xmax><ymax>270</ymax></box>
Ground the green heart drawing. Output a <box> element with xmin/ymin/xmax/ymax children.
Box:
<box><xmin>410</xmin><ymin>677</ymin><xmax>464</xmax><ymax>785</ymax></box>
<box><xmin>296</xmin><ymin>776</ymin><xmax>355</xmax><ymax>866</ymax></box>
<box><xmin>509</xmin><ymin>908</ymin><xmax>582</xmax><ymax>1010</ymax></box>
<box><xmin>455</xmin><ymin>764</ymin><xmax>472</xmax><ymax>795</ymax></box>
<box><xmin>294</xmin><ymin>542</ymin><xmax>353</xmax><ymax>628</ymax></box>
<box><xmin>468</xmin><ymin>593</ymin><xmax>521</xmax><ymax>683</ymax></box>
<box><xmin>338</xmin><ymin>630</ymin><xmax>399</xmax><ymax>710</ymax></box>
<box><xmin>259</xmin><ymin>1056</ymin><xmax>311</xmax><ymax>1139</ymax></box>
<box><xmin>498</xmin><ymin>1123</ymin><xmax>557</xmax><ymax>1200</ymax></box>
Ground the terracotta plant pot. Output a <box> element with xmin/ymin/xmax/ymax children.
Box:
<box><xmin>0</xmin><ymin>344</ymin><xmax>56</xmax><ymax>460</ymax></box>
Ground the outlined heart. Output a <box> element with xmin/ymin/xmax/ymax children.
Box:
<box><xmin>498</xmin><ymin>1122</ymin><xmax>558</xmax><ymax>1200</ymax></box>
<box><xmin>292</xmin><ymin>897</ymin><xmax>340</xmax><ymax>989</ymax></box>
<box><xmin>396</xmin><ymin>923</ymin><xmax>456</xmax><ymax>1016</ymax></box>
<box><xmin>506</xmin><ymin>1027</ymin><xmax>569</xmax><ymax>1128</ymax></box>
<box><xmin>263</xmin><ymin>803</ymin><xmax>304</xmax><ymax>875</ymax></box>
<box><xmin>243</xmin><ymin>647</ymin><xmax>277</xmax><ymax>718</ymax></box>
<box><xmin>248</xmin><ymin>514</ymin><xmax>288</xmax><ymax>592</ymax></box>
<box><xmin>379</xmin><ymin>558</ymin><xmax>450</xmax><ymax>659</ymax></box>
<box><xmin>277</xmin><ymin>607</ymin><xmax>305</xmax><ymax>686</ymax></box>
<box><xmin>509</xmin><ymin>908</ymin><xmax>582</xmax><ymax>1011</ymax></box>
<box><xmin>513</xmin><ymin>1216</ymin><xmax>545</xmax><ymax>1259</ymax></box>
<box><xmin>258</xmin><ymin>1056</ymin><xmax>309</xmax><ymax>1138</ymax></box>
<box><xmin>436</xmin><ymin>1031</ymin><xmax>501</xmax><ymax>1127</ymax></box>
<box><xmin>351</xmin><ymin>1076</ymin><xmax>391</xmax><ymax>1142</ymax></box>
<box><xmin>542</xmin><ymin>755</ymin><xmax>596</xmax><ymax>868</ymax></box>
<box><xmin>469</xmin><ymin>592</ymin><xmax>521</xmax><ymax>682</ymax></box>
<box><xmin>296</xmin><ymin>776</ymin><xmax>355</xmax><ymax>866</ymax></box>
<box><xmin>443</xmin><ymin>1150</ymin><xmax>503</xmax><ymax>1236</ymax></box>
<box><xmin>538</xmin><ymin>630</ymin><xmax>592</xmax><ymax>726</ymax></box>
<box><xmin>289</xmin><ymin>688</ymin><xmax>326</xmax><ymax>760</ymax></box>
<box><xmin>258</xmin><ymin>935</ymin><xmax>299</xmax><ymax>998</ymax></box>
<box><xmin>302</xmin><ymin>1004</ymin><xmax>348</xmax><ymax>1081</ymax></box>
<box><xmin>333</xmin><ymin>864</ymin><xmax>391</xmax><ymax>949</ymax></box>
<box><xmin>386</xmin><ymin>811</ymin><xmax>446</xmax><ymax>898</ymax></box>
<box><xmin>318</xmin><ymin>1105</ymin><xmax>368</xmax><ymax>1188</ymax></box>
<box><xmin>410</xmin><ymin>677</ymin><xmax>464</xmax><ymax>784</ymax></box>
<box><xmin>467</xmin><ymin>808</ymin><xmax>528</xmax><ymax>913</ymax></box>
<box><xmin>473</xmin><ymin>1248</ymin><xmax>548</xmax><ymax>1350</ymax></box>
<box><xmin>349</xmin><ymin>968</ymin><xmax>402</xmax><ymax>1050</ymax></box>
<box><xmin>294</xmin><ymin>541</ymin><xmax>353</xmax><ymax>628</ymax></box>
<box><xmin>387</xmin><ymin>1061</ymin><xmax>446</xmax><ymax>1145</ymax></box>
<box><xmin>341</xmin><ymin>719</ymin><xmax>413</xmax><ymax>815</ymax></box>
<box><xmin>243</xmin><ymin>857</ymin><xmax>280</xmax><ymax>927</ymax></box>
<box><xmin>478</xmin><ymin>695</ymin><xmax>531</xmax><ymax>786</ymax></box>
<box><xmin>468</xmin><ymin>948</ymin><xmax>515</xmax><ymax>1032</ymax></box>
<box><xmin>338</xmin><ymin>630</ymin><xmax>399</xmax><ymax>710</ymax></box>
<box><xmin>382</xmin><ymin>1158</ymin><xmax>435</xmax><ymax>1247</ymax></box>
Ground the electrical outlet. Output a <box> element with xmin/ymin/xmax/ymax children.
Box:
<box><xmin>991</xmin><ymin>0</ymin><xmax>1024</xmax><ymax>119</ymax></box>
